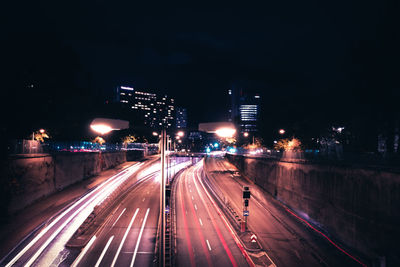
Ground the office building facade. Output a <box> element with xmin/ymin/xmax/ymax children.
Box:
<box><xmin>116</xmin><ymin>86</ymin><xmax>175</xmax><ymax>128</ymax></box>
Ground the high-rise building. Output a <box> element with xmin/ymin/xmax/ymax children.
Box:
<box><xmin>228</xmin><ymin>87</ymin><xmax>261</xmax><ymax>133</ymax></box>
<box><xmin>116</xmin><ymin>86</ymin><xmax>175</xmax><ymax>128</ymax></box>
<box><xmin>175</xmin><ymin>107</ymin><xmax>187</xmax><ymax>129</ymax></box>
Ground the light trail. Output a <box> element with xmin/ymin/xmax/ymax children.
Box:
<box><xmin>25</xmin><ymin>163</ymin><xmax>143</xmax><ymax>267</ymax></box>
<box><xmin>184</xmin><ymin>170</ymin><xmax>213</xmax><ymax>267</ymax></box>
<box><xmin>6</xmin><ymin>162</ymin><xmax>143</xmax><ymax>267</ymax></box>
<box><xmin>71</xmin><ymin>235</ymin><xmax>96</xmax><ymax>267</ymax></box>
<box><xmin>193</xmin><ymin>161</ymin><xmax>257</xmax><ymax>267</ymax></box>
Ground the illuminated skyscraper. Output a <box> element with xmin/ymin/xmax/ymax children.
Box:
<box><xmin>228</xmin><ymin>87</ymin><xmax>261</xmax><ymax>133</ymax></box>
<box><xmin>175</xmin><ymin>107</ymin><xmax>187</xmax><ymax>129</ymax></box>
<box><xmin>116</xmin><ymin>86</ymin><xmax>175</xmax><ymax>128</ymax></box>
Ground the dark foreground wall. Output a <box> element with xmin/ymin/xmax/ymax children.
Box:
<box><xmin>226</xmin><ymin>154</ymin><xmax>400</xmax><ymax>264</ymax></box>
<box><xmin>2</xmin><ymin>152</ymin><xmax>127</xmax><ymax>213</ymax></box>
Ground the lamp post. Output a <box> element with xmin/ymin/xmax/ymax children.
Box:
<box><xmin>160</xmin><ymin>129</ymin><xmax>166</xmax><ymax>267</ymax></box>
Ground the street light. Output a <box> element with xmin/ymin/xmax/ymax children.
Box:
<box><xmin>90</xmin><ymin>124</ymin><xmax>113</xmax><ymax>135</ymax></box>
<box><xmin>177</xmin><ymin>131</ymin><xmax>184</xmax><ymax>137</ymax></box>
<box><xmin>152</xmin><ymin>131</ymin><xmax>159</xmax><ymax>136</ymax></box>
<box><xmin>215</xmin><ymin>127</ymin><xmax>236</xmax><ymax>138</ymax></box>
<box><xmin>243</xmin><ymin>132</ymin><xmax>249</xmax><ymax>137</ymax></box>
<box><xmin>279</xmin><ymin>129</ymin><xmax>286</xmax><ymax>135</ymax></box>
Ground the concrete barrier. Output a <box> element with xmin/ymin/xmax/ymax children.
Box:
<box><xmin>3</xmin><ymin>152</ymin><xmax>127</xmax><ymax>213</ymax></box>
<box><xmin>226</xmin><ymin>154</ymin><xmax>400</xmax><ymax>265</ymax></box>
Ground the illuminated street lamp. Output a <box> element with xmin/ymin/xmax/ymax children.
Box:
<box><xmin>279</xmin><ymin>129</ymin><xmax>286</xmax><ymax>135</ymax></box>
<box><xmin>243</xmin><ymin>132</ymin><xmax>249</xmax><ymax>137</ymax></box>
<box><xmin>90</xmin><ymin>124</ymin><xmax>113</xmax><ymax>135</ymax></box>
<box><xmin>177</xmin><ymin>131</ymin><xmax>184</xmax><ymax>137</ymax></box>
<box><xmin>215</xmin><ymin>127</ymin><xmax>236</xmax><ymax>138</ymax></box>
<box><xmin>152</xmin><ymin>131</ymin><xmax>159</xmax><ymax>136</ymax></box>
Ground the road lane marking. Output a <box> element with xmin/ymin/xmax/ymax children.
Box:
<box><xmin>189</xmin><ymin>189</ymin><xmax>192</xmax><ymax>193</ymax></box>
<box><xmin>130</xmin><ymin>208</ymin><xmax>150</xmax><ymax>267</ymax></box>
<box><xmin>111</xmin><ymin>208</ymin><xmax>139</xmax><ymax>267</ymax></box>
<box><xmin>199</xmin><ymin>218</ymin><xmax>203</xmax><ymax>226</ymax></box>
<box><xmin>194</xmin><ymin>204</ymin><xmax>198</xmax><ymax>210</ymax></box>
<box><xmin>112</xmin><ymin>208</ymin><xmax>126</xmax><ymax>228</ymax></box>
<box><xmin>191</xmin><ymin>196</ymin><xmax>194</xmax><ymax>200</ymax></box>
<box><xmin>71</xmin><ymin>235</ymin><xmax>96</xmax><ymax>267</ymax></box>
<box><xmin>206</xmin><ymin>240</ymin><xmax>212</xmax><ymax>251</ymax></box>
<box><xmin>94</xmin><ymin>235</ymin><xmax>114</xmax><ymax>267</ymax></box>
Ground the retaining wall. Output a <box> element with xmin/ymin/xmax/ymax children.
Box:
<box><xmin>3</xmin><ymin>151</ymin><xmax>127</xmax><ymax>213</ymax></box>
<box><xmin>226</xmin><ymin>154</ymin><xmax>400</xmax><ymax>264</ymax></box>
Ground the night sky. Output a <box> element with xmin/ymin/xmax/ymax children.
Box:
<box><xmin>2</xmin><ymin>1</ymin><xmax>399</xmax><ymax>143</ymax></box>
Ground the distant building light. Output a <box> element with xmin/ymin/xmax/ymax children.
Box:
<box><xmin>254</xmin><ymin>95</ymin><xmax>260</xmax><ymax>98</ymax></box>
<box><xmin>121</xmin><ymin>86</ymin><xmax>134</xmax><ymax>90</ymax></box>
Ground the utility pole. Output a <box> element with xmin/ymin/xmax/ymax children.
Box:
<box><xmin>160</xmin><ymin>129</ymin><xmax>166</xmax><ymax>267</ymax></box>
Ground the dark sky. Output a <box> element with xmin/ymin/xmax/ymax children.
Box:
<box><xmin>2</xmin><ymin>1</ymin><xmax>399</xmax><ymax>138</ymax></box>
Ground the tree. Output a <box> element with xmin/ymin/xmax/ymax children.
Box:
<box><xmin>93</xmin><ymin>136</ymin><xmax>105</xmax><ymax>145</ymax></box>
<box><xmin>122</xmin><ymin>135</ymin><xmax>137</xmax><ymax>144</ymax></box>
<box><xmin>274</xmin><ymin>138</ymin><xmax>302</xmax><ymax>151</ymax></box>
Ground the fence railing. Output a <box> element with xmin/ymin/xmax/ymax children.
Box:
<box><xmin>8</xmin><ymin>140</ymin><xmax>159</xmax><ymax>155</ymax></box>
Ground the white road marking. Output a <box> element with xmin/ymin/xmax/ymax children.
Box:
<box><xmin>194</xmin><ymin>204</ymin><xmax>198</xmax><ymax>210</ymax></box>
<box><xmin>71</xmin><ymin>235</ymin><xmax>96</xmax><ymax>267</ymax></box>
<box><xmin>206</xmin><ymin>239</ymin><xmax>212</xmax><ymax>251</ymax></box>
<box><xmin>199</xmin><ymin>218</ymin><xmax>203</xmax><ymax>226</ymax></box>
<box><xmin>112</xmin><ymin>208</ymin><xmax>126</xmax><ymax>228</ymax></box>
<box><xmin>189</xmin><ymin>189</ymin><xmax>192</xmax><ymax>193</ymax></box>
<box><xmin>130</xmin><ymin>208</ymin><xmax>150</xmax><ymax>267</ymax></box>
<box><xmin>94</xmin><ymin>235</ymin><xmax>114</xmax><ymax>267</ymax></box>
<box><xmin>192</xmin><ymin>196</ymin><xmax>194</xmax><ymax>200</ymax></box>
<box><xmin>111</xmin><ymin>208</ymin><xmax>139</xmax><ymax>267</ymax></box>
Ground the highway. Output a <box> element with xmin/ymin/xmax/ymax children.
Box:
<box><xmin>1</xmin><ymin>157</ymin><xmax>192</xmax><ymax>267</ymax></box>
<box><xmin>204</xmin><ymin>156</ymin><xmax>364</xmax><ymax>267</ymax></box>
<box><xmin>173</xmin><ymin>161</ymin><xmax>251</xmax><ymax>267</ymax></box>
<box><xmin>69</xmin><ymin>171</ymin><xmax>160</xmax><ymax>267</ymax></box>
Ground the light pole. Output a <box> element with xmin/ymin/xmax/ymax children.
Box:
<box><xmin>160</xmin><ymin>129</ymin><xmax>166</xmax><ymax>267</ymax></box>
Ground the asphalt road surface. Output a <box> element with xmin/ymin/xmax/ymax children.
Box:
<box><xmin>174</xmin><ymin>162</ymin><xmax>250</xmax><ymax>267</ymax></box>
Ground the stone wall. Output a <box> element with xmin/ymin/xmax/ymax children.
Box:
<box><xmin>226</xmin><ymin>154</ymin><xmax>400</xmax><ymax>264</ymax></box>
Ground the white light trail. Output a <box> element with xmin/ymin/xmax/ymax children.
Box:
<box><xmin>71</xmin><ymin>235</ymin><xmax>96</xmax><ymax>267</ymax></box>
<box><xmin>5</xmin><ymin>162</ymin><xmax>142</xmax><ymax>267</ymax></box>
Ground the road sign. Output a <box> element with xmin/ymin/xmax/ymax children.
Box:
<box><xmin>243</xmin><ymin>210</ymin><xmax>249</xmax><ymax>216</ymax></box>
<box><xmin>251</xmin><ymin>234</ymin><xmax>257</xmax><ymax>242</ymax></box>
